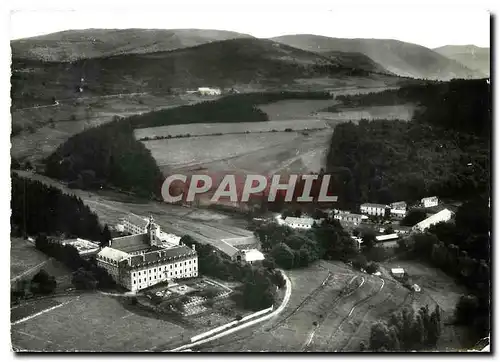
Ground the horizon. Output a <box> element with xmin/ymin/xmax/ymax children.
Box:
<box><xmin>9</xmin><ymin>7</ymin><xmax>490</xmax><ymax>49</ymax></box>
<box><xmin>10</xmin><ymin>27</ymin><xmax>491</xmax><ymax>50</ymax></box>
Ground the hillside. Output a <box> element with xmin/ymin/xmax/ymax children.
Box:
<box><xmin>271</xmin><ymin>34</ymin><xmax>481</xmax><ymax>80</ymax></box>
<box><xmin>434</xmin><ymin>45</ymin><xmax>490</xmax><ymax>77</ymax></box>
<box><xmin>10</xmin><ymin>28</ymin><xmax>254</xmax><ymax>61</ymax></box>
<box><xmin>11</xmin><ymin>38</ymin><xmax>400</xmax><ymax>108</ymax></box>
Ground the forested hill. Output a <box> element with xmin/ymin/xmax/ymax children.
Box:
<box><xmin>326</xmin><ymin>79</ymin><xmax>491</xmax><ymax>208</ymax></box>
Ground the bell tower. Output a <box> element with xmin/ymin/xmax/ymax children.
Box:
<box><xmin>147</xmin><ymin>215</ymin><xmax>157</xmax><ymax>245</ymax></box>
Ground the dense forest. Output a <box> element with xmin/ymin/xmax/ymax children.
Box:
<box><xmin>325</xmin><ymin>79</ymin><xmax>490</xmax><ymax>208</ymax></box>
<box><xmin>45</xmin><ymin>91</ymin><xmax>331</xmax><ymax>197</ymax></box>
<box><xmin>332</xmin><ymin>79</ymin><xmax>491</xmax><ymax>136</ymax></box>
<box><xmin>11</xmin><ymin>173</ymin><xmax>105</xmax><ymax>241</ymax></box>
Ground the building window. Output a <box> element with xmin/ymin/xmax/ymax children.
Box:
<box><xmin>134</xmin><ymin>280</ymin><xmax>136</xmax><ymax>284</ymax></box>
<box><xmin>133</xmin><ymin>273</ymin><xmax>136</xmax><ymax>277</ymax></box>
<box><xmin>154</xmin><ymin>268</ymin><xmax>156</xmax><ymax>272</ymax></box>
<box><xmin>149</xmin><ymin>277</ymin><xmax>151</xmax><ymax>281</ymax></box>
<box><xmin>170</xmin><ymin>265</ymin><xmax>172</xmax><ymax>269</ymax></box>
<box><xmin>175</xmin><ymin>263</ymin><xmax>177</xmax><ymax>267</ymax></box>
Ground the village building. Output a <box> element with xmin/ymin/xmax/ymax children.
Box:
<box><xmin>389</xmin><ymin>201</ymin><xmax>407</xmax><ymax>218</ymax></box>
<box><xmin>391</xmin><ymin>267</ymin><xmax>405</xmax><ymax>279</ymax></box>
<box><xmin>334</xmin><ymin>213</ymin><xmax>364</xmax><ymax>226</ymax></box>
<box><xmin>412</xmin><ymin>208</ymin><xmax>453</xmax><ymax>232</ymax></box>
<box><xmin>360</xmin><ymin>203</ymin><xmax>388</xmax><ymax>217</ymax></box>
<box><xmin>421</xmin><ymin>196</ymin><xmax>439</xmax><ymax>208</ymax></box>
<box><xmin>97</xmin><ymin>216</ymin><xmax>197</xmax><ymax>292</ymax></box>
<box><xmin>282</xmin><ymin>216</ymin><xmax>316</xmax><ymax>229</ymax></box>
<box><xmin>215</xmin><ymin>236</ymin><xmax>265</xmax><ymax>264</ymax></box>
<box><xmin>198</xmin><ymin>87</ymin><xmax>222</xmax><ymax>96</ymax></box>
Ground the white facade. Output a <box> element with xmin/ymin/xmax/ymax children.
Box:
<box><xmin>122</xmin><ymin>214</ymin><xmax>150</xmax><ymax>235</ymax></box>
<box><xmin>360</xmin><ymin>203</ymin><xmax>387</xmax><ymax>217</ymax></box>
<box><xmin>413</xmin><ymin>208</ymin><xmax>453</xmax><ymax>232</ymax></box>
<box><xmin>198</xmin><ymin>87</ymin><xmax>221</xmax><ymax>96</ymax></box>
<box><xmin>283</xmin><ymin>217</ymin><xmax>315</xmax><ymax>229</ymax></box>
<box><xmin>334</xmin><ymin>213</ymin><xmax>363</xmax><ymax>225</ymax></box>
<box><xmin>421</xmin><ymin>196</ymin><xmax>439</xmax><ymax>208</ymax></box>
<box><xmin>390</xmin><ymin>208</ymin><xmax>407</xmax><ymax>218</ymax></box>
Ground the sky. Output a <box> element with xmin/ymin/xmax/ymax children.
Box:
<box><xmin>8</xmin><ymin>3</ymin><xmax>492</xmax><ymax>49</ymax></box>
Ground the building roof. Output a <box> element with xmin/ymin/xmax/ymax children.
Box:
<box><xmin>284</xmin><ymin>217</ymin><xmax>315</xmax><ymax>226</ymax></box>
<box><xmin>98</xmin><ymin>247</ymin><xmax>129</xmax><ymax>262</ymax></box>
<box><xmin>126</xmin><ymin>245</ymin><xmax>197</xmax><ymax>267</ymax></box>
<box><xmin>123</xmin><ymin>214</ymin><xmax>150</xmax><ymax>229</ymax></box>
<box><xmin>414</xmin><ymin>208</ymin><xmax>453</xmax><ymax>230</ymax></box>
<box><xmin>62</xmin><ymin>238</ymin><xmax>100</xmax><ymax>254</ymax></box>
<box><xmin>216</xmin><ymin>240</ymin><xmax>240</xmax><ymax>258</ymax></box>
<box><xmin>361</xmin><ymin>203</ymin><xmax>388</xmax><ymax>209</ymax></box>
<box><xmin>391</xmin><ymin>268</ymin><xmax>405</xmax><ymax>274</ymax></box>
<box><xmin>376</xmin><ymin>233</ymin><xmax>399</xmax><ymax>242</ymax></box>
<box><xmin>111</xmin><ymin>233</ymin><xmax>150</xmax><ymax>253</ymax></box>
<box><xmin>422</xmin><ymin>196</ymin><xmax>438</xmax><ymax>201</ymax></box>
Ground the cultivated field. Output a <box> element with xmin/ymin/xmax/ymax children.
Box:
<box><xmin>134</xmin><ymin>119</ymin><xmax>328</xmax><ymax>139</ymax></box>
<box><xmin>11</xmin><ymin>93</ymin><xmax>206</xmax><ymax>163</ymax></box>
<box><xmin>11</xmin><ymin>293</ymin><xmax>188</xmax><ymax>351</ymax></box>
<box><xmin>257</xmin><ymin>99</ymin><xmax>337</xmax><ymax>120</ymax></box>
<box><xmin>196</xmin><ymin>259</ymin><xmax>468</xmax><ymax>352</ymax></box>
<box><xmin>11</xmin><ymin>238</ymin><xmax>50</xmax><ymax>281</ymax></box>
<box><xmin>318</xmin><ymin>104</ymin><xmax>417</xmax><ymax>125</ymax></box>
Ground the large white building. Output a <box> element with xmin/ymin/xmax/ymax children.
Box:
<box><xmin>198</xmin><ymin>87</ymin><xmax>221</xmax><ymax>96</ymax></box>
<box><xmin>412</xmin><ymin>208</ymin><xmax>453</xmax><ymax>232</ymax></box>
<box><xmin>98</xmin><ymin>216</ymin><xmax>197</xmax><ymax>291</ymax></box>
<box><xmin>390</xmin><ymin>201</ymin><xmax>407</xmax><ymax>218</ymax></box>
<box><xmin>360</xmin><ymin>203</ymin><xmax>388</xmax><ymax>217</ymax></box>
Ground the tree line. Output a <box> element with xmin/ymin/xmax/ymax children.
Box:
<box><xmin>332</xmin><ymin>79</ymin><xmax>490</xmax><ymax>137</ymax></box>
<box><xmin>11</xmin><ymin>173</ymin><xmax>107</xmax><ymax>242</ymax></box>
<box><xmin>368</xmin><ymin>305</ymin><xmax>441</xmax><ymax>351</ymax></box>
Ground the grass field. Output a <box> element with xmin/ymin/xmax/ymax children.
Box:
<box><xmin>134</xmin><ymin>119</ymin><xmax>328</xmax><ymax>139</ymax></box>
<box><xmin>11</xmin><ymin>93</ymin><xmax>205</xmax><ymax>163</ymax></box>
<box><xmin>11</xmin><ymin>293</ymin><xmax>188</xmax><ymax>352</ymax></box>
<box><xmin>11</xmin><ymin>299</ymin><xmax>62</xmax><ymax>324</ymax></box>
<box><xmin>318</xmin><ymin>104</ymin><xmax>417</xmax><ymax>124</ymax></box>
<box><xmin>257</xmin><ymin>99</ymin><xmax>337</xmax><ymax>121</ymax></box>
<box><xmin>11</xmin><ymin>238</ymin><xmax>50</xmax><ymax>280</ymax></box>
<box><xmin>142</xmin><ymin>132</ymin><xmax>300</xmax><ymax>170</ymax></box>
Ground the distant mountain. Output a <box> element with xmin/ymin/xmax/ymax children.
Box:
<box><xmin>10</xmin><ymin>28</ymin><xmax>254</xmax><ymax>61</ymax></box>
<box><xmin>434</xmin><ymin>45</ymin><xmax>490</xmax><ymax>77</ymax></box>
<box><xmin>272</xmin><ymin>34</ymin><xmax>482</xmax><ymax>80</ymax></box>
<box><xmin>12</xmin><ymin>38</ymin><xmax>404</xmax><ymax>107</ymax></box>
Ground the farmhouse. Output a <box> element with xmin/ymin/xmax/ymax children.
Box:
<box><xmin>198</xmin><ymin>87</ymin><xmax>221</xmax><ymax>96</ymax></box>
<box><xmin>334</xmin><ymin>213</ymin><xmax>364</xmax><ymax>225</ymax></box>
<box><xmin>389</xmin><ymin>201</ymin><xmax>407</xmax><ymax>218</ymax></box>
<box><xmin>97</xmin><ymin>216</ymin><xmax>198</xmax><ymax>291</ymax></box>
<box><xmin>60</xmin><ymin>238</ymin><xmax>100</xmax><ymax>258</ymax></box>
<box><xmin>421</xmin><ymin>196</ymin><xmax>439</xmax><ymax>208</ymax></box>
<box><xmin>412</xmin><ymin>208</ymin><xmax>453</xmax><ymax>232</ymax></box>
<box><xmin>282</xmin><ymin>216</ymin><xmax>315</xmax><ymax>229</ymax></box>
<box><xmin>360</xmin><ymin>203</ymin><xmax>387</xmax><ymax>217</ymax></box>
<box><xmin>391</xmin><ymin>268</ymin><xmax>405</xmax><ymax>278</ymax></box>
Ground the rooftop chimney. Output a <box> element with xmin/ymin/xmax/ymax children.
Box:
<box><xmin>191</xmin><ymin>244</ymin><xmax>196</xmax><ymax>251</ymax></box>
